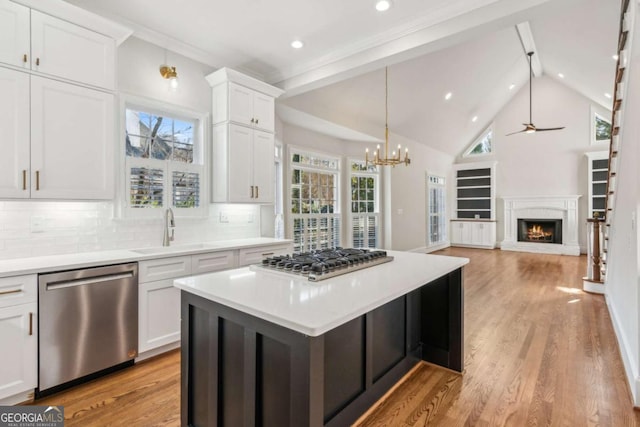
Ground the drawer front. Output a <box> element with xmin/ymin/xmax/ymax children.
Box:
<box><xmin>139</xmin><ymin>256</ymin><xmax>192</xmax><ymax>282</ymax></box>
<box><xmin>0</xmin><ymin>275</ymin><xmax>37</xmax><ymax>309</ymax></box>
<box><xmin>238</xmin><ymin>244</ymin><xmax>292</xmax><ymax>267</ymax></box>
<box><xmin>191</xmin><ymin>251</ymin><xmax>236</xmax><ymax>275</ymax></box>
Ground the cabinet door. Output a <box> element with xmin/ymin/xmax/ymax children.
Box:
<box><xmin>0</xmin><ymin>303</ymin><xmax>37</xmax><ymax>400</ymax></box>
<box><xmin>139</xmin><ymin>279</ymin><xmax>180</xmax><ymax>353</ymax></box>
<box><xmin>471</xmin><ymin>223</ymin><xmax>485</xmax><ymax>246</ymax></box>
<box><xmin>31</xmin><ymin>10</ymin><xmax>115</xmax><ymax>90</ymax></box>
<box><xmin>253</xmin><ymin>92</ymin><xmax>275</xmax><ymax>133</ymax></box>
<box><xmin>30</xmin><ymin>76</ymin><xmax>114</xmax><ymax>200</ymax></box>
<box><xmin>252</xmin><ymin>130</ymin><xmax>274</xmax><ymax>203</ymax></box>
<box><xmin>238</xmin><ymin>244</ymin><xmax>292</xmax><ymax>267</ymax></box>
<box><xmin>0</xmin><ymin>68</ymin><xmax>30</xmax><ymax>198</ymax></box>
<box><xmin>450</xmin><ymin>222</ymin><xmax>464</xmax><ymax>245</ymax></box>
<box><xmin>228</xmin><ymin>82</ymin><xmax>254</xmax><ymax>127</ymax></box>
<box><xmin>228</xmin><ymin>124</ymin><xmax>254</xmax><ymax>202</ymax></box>
<box><xmin>0</xmin><ymin>1</ymin><xmax>30</xmax><ymax>69</ymax></box>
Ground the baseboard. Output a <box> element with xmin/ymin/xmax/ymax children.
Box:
<box><xmin>136</xmin><ymin>341</ymin><xmax>180</xmax><ymax>362</ymax></box>
<box><xmin>408</xmin><ymin>242</ymin><xmax>451</xmax><ymax>253</ymax></box>
<box><xmin>0</xmin><ymin>390</ymin><xmax>34</xmax><ymax>406</ymax></box>
<box><xmin>606</xmin><ymin>294</ymin><xmax>640</xmax><ymax>405</ymax></box>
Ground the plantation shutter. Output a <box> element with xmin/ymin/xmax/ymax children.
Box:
<box><xmin>129</xmin><ymin>166</ymin><xmax>164</xmax><ymax>208</ymax></box>
<box><xmin>172</xmin><ymin>171</ymin><xmax>201</xmax><ymax>208</ymax></box>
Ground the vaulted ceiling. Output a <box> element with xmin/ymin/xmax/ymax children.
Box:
<box><xmin>63</xmin><ymin>0</ymin><xmax>620</xmax><ymax>156</ymax></box>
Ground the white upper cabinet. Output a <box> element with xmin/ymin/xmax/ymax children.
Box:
<box><xmin>30</xmin><ymin>76</ymin><xmax>114</xmax><ymax>199</ymax></box>
<box><xmin>0</xmin><ymin>1</ymin><xmax>30</xmax><ymax>69</ymax></box>
<box><xmin>0</xmin><ymin>67</ymin><xmax>30</xmax><ymax>198</ymax></box>
<box><xmin>31</xmin><ymin>10</ymin><xmax>116</xmax><ymax>90</ymax></box>
<box><xmin>225</xmin><ymin>82</ymin><xmax>275</xmax><ymax>133</ymax></box>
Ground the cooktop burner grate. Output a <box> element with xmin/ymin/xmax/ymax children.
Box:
<box><xmin>252</xmin><ymin>248</ymin><xmax>393</xmax><ymax>282</ymax></box>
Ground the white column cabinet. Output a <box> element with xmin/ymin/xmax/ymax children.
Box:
<box><xmin>0</xmin><ymin>274</ymin><xmax>37</xmax><ymax>403</ymax></box>
<box><xmin>0</xmin><ymin>67</ymin><xmax>30</xmax><ymax>198</ymax></box>
<box><xmin>0</xmin><ymin>1</ymin><xmax>30</xmax><ymax>69</ymax></box>
<box><xmin>207</xmin><ymin>67</ymin><xmax>283</xmax><ymax>204</ymax></box>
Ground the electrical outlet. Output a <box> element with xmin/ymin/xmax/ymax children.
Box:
<box><xmin>31</xmin><ymin>216</ymin><xmax>45</xmax><ymax>233</ymax></box>
<box><xmin>219</xmin><ymin>212</ymin><xmax>229</xmax><ymax>223</ymax></box>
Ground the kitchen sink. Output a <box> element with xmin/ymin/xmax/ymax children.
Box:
<box><xmin>131</xmin><ymin>243</ymin><xmax>214</xmax><ymax>255</ymax></box>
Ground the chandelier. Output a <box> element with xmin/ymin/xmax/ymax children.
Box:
<box><xmin>365</xmin><ymin>67</ymin><xmax>410</xmax><ymax>167</ymax></box>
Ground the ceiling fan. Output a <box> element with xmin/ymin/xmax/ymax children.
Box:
<box><xmin>506</xmin><ymin>51</ymin><xmax>565</xmax><ymax>136</ymax></box>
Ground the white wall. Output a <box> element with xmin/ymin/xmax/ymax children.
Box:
<box><xmin>605</xmin><ymin>0</ymin><xmax>640</xmax><ymax>405</ymax></box>
<box><xmin>456</xmin><ymin>75</ymin><xmax>611</xmax><ymax>251</ymax></box>
<box><xmin>279</xmin><ymin>121</ymin><xmax>455</xmax><ymax>251</ymax></box>
<box><xmin>0</xmin><ymin>37</ymin><xmax>263</xmax><ymax>260</ymax></box>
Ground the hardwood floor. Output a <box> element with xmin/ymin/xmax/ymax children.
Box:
<box><xmin>33</xmin><ymin>248</ymin><xmax>640</xmax><ymax>426</ymax></box>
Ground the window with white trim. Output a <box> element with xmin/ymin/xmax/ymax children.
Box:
<box><xmin>350</xmin><ymin>160</ymin><xmax>379</xmax><ymax>248</ymax></box>
<box><xmin>274</xmin><ymin>143</ymin><xmax>284</xmax><ymax>239</ymax></box>
<box><xmin>463</xmin><ymin>126</ymin><xmax>493</xmax><ymax>157</ymax></box>
<box><xmin>124</xmin><ymin>105</ymin><xmax>205</xmax><ymax>215</ymax></box>
<box><xmin>289</xmin><ymin>150</ymin><xmax>340</xmax><ymax>252</ymax></box>
<box><xmin>591</xmin><ymin>109</ymin><xmax>611</xmax><ymax>145</ymax></box>
<box><xmin>427</xmin><ymin>175</ymin><xmax>447</xmax><ymax>246</ymax></box>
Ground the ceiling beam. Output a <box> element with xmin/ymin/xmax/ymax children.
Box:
<box><xmin>515</xmin><ymin>21</ymin><xmax>543</xmax><ymax>76</ymax></box>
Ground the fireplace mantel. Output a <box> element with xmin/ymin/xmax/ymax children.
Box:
<box><xmin>501</xmin><ymin>195</ymin><xmax>581</xmax><ymax>256</ymax></box>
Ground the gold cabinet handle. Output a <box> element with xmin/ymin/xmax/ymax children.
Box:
<box><xmin>29</xmin><ymin>312</ymin><xmax>33</xmax><ymax>336</ymax></box>
<box><xmin>0</xmin><ymin>289</ymin><xmax>21</xmax><ymax>296</ymax></box>
<box><xmin>250</xmin><ymin>185</ymin><xmax>255</xmax><ymax>198</ymax></box>
<box><xmin>23</xmin><ymin>54</ymin><xmax>27</xmax><ymax>63</ymax></box>
<box><xmin>22</xmin><ymin>170</ymin><xmax>26</xmax><ymax>190</ymax></box>
<box><xmin>36</xmin><ymin>57</ymin><xmax>40</xmax><ymax>66</ymax></box>
<box><xmin>255</xmin><ymin>118</ymin><xmax>259</xmax><ymax>124</ymax></box>
<box><xmin>36</xmin><ymin>171</ymin><xmax>40</xmax><ymax>191</ymax></box>
<box><xmin>255</xmin><ymin>186</ymin><xmax>259</xmax><ymax>198</ymax></box>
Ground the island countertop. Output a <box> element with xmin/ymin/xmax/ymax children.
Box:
<box><xmin>174</xmin><ymin>250</ymin><xmax>469</xmax><ymax>336</ymax></box>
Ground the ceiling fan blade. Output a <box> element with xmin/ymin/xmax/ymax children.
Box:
<box><xmin>535</xmin><ymin>127</ymin><xmax>565</xmax><ymax>132</ymax></box>
<box><xmin>506</xmin><ymin>128</ymin><xmax>527</xmax><ymax>136</ymax></box>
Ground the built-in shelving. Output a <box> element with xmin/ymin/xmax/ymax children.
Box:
<box><xmin>586</xmin><ymin>152</ymin><xmax>609</xmax><ymax>219</ymax></box>
<box><xmin>455</xmin><ymin>167</ymin><xmax>493</xmax><ymax>219</ymax></box>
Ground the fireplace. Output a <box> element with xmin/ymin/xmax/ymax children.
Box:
<box><xmin>517</xmin><ymin>219</ymin><xmax>563</xmax><ymax>244</ymax></box>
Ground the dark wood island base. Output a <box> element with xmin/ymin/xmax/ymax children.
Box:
<box><xmin>180</xmin><ymin>268</ymin><xmax>463</xmax><ymax>427</ymax></box>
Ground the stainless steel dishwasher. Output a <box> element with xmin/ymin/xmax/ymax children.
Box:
<box><xmin>38</xmin><ymin>263</ymin><xmax>138</xmax><ymax>395</ymax></box>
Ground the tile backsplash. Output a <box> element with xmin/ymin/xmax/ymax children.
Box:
<box><xmin>0</xmin><ymin>201</ymin><xmax>263</xmax><ymax>260</ymax></box>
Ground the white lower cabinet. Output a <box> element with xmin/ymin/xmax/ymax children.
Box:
<box><xmin>0</xmin><ymin>275</ymin><xmax>37</xmax><ymax>403</ymax></box>
<box><xmin>138</xmin><ymin>251</ymin><xmax>236</xmax><ymax>355</ymax></box>
<box><xmin>450</xmin><ymin>221</ymin><xmax>496</xmax><ymax>249</ymax></box>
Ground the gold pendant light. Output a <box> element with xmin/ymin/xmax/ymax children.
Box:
<box><xmin>365</xmin><ymin>67</ymin><xmax>410</xmax><ymax>167</ymax></box>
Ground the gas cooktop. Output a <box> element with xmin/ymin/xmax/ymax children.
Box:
<box><xmin>251</xmin><ymin>248</ymin><xmax>393</xmax><ymax>282</ymax></box>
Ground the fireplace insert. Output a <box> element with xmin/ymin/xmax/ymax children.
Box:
<box><xmin>517</xmin><ymin>219</ymin><xmax>563</xmax><ymax>244</ymax></box>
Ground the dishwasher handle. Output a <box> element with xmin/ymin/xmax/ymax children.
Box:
<box><xmin>45</xmin><ymin>272</ymin><xmax>135</xmax><ymax>291</ymax></box>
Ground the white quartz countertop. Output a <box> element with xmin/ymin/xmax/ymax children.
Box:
<box><xmin>174</xmin><ymin>250</ymin><xmax>469</xmax><ymax>337</ymax></box>
<box><xmin>0</xmin><ymin>238</ymin><xmax>291</xmax><ymax>278</ymax></box>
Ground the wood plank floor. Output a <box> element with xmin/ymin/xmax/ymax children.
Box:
<box><xmin>33</xmin><ymin>248</ymin><xmax>640</xmax><ymax>426</ymax></box>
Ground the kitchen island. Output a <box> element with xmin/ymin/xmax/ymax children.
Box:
<box><xmin>174</xmin><ymin>250</ymin><xmax>468</xmax><ymax>427</ymax></box>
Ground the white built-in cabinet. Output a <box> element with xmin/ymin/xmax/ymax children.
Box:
<box><xmin>450</xmin><ymin>220</ymin><xmax>496</xmax><ymax>248</ymax></box>
<box><xmin>451</xmin><ymin>162</ymin><xmax>497</xmax><ymax>249</ymax></box>
<box><xmin>206</xmin><ymin>68</ymin><xmax>284</xmax><ymax>203</ymax></box>
<box><xmin>213</xmin><ymin>124</ymin><xmax>275</xmax><ymax>203</ymax></box>
<box><xmin>0</xmin><ymin>0</ymin><xmax>123</xmax><ymax>200</ymax></box>
<box><xmin>0</xmin><ymin>275</ymin><xmax>37</xmax><ymax>404</ymax></box>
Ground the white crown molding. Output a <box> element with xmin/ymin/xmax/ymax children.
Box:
<box><xmin>13</xmin><ymin>0</ymin><xmax>132</xmax><ymax>45</ymax></box>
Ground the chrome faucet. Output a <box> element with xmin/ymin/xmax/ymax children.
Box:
<box><xmin>163</xmin><ymin>208</ymin><xmax>175</xmax><ymax>246</ymax></box>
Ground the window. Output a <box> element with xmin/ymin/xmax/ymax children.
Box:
<box><xmin>124</xmin><ymin>102</ymin><xmax>206</xmax><ymax>216</ymax></box>
<box><xmin>350</xmin><ymin>161</ymin><xmax>379</xmax><ymax>248</ymax></box>
<box><xmin>290</xmin><ymin>149</ymin><xmax>340</xmax><ymax>252</ymax></box>
<box><xmin>427</xmin><ymin>175</ymin><xmax>447</xmax><ymax>246</ymax></box>
<box><xmin>591</xmin><ymin>107</ymin><xmax>611</xmax><ymax>145</ymax></box>
<box><xmin>463</xmin><ymin>126</ymin><xmax>493</xmax><ymax>157</ymax></box>
<box><xmin>274</xmin><ymin>143</ymin><xmax>284</xmax><ymax>239</ymax></box>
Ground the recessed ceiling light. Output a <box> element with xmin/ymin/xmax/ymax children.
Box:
<box><xmin>444</xmin><ymin>92</ymin><xmax>452</xmax><ymax>100</ymax></box>
<box><xmin>604</xmin><ymin>93</ymin><xmax>612</xmax><ymax>99</ymax></box>
<box><xmin>291</xmin><ymin>40</ymin><xmax>304</xmax><ymax>49</ymax></box>
<box><xmin>508</xmin><ymin>83</ymin><xmax>515</xmax><ymax>90</ymax></box>
<box><xmin>613</xmin><ymin>54</ymin><xmax>619</xmax><ymax>61</ymax></box>
<box><xmin>558</xmin><ymin>73</ymin><xmax>565</xmax><ymax>79</ymax></box>
<box><xmin>375</xmin><ymin>0</ymin><xmax>391</xmax><ymax>11</ymax></box>
<box><xmin>471</xmin><ymin>116</ymin><xmax>478</xmax><ymax>122</ymax></box>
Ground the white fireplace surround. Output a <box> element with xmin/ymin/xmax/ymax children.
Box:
<box><xmin>501</xmin><ymin>195</ymin><xmax>581</xmax><ymax>256</ymax></box>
